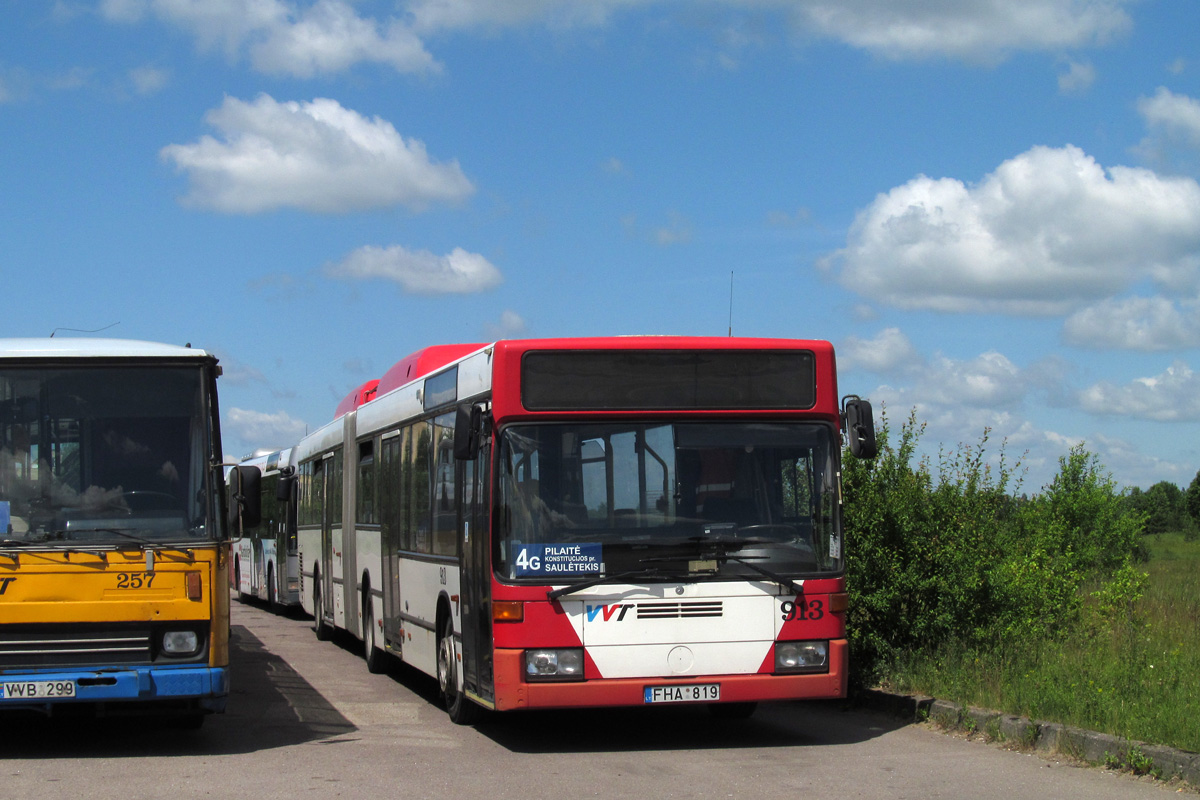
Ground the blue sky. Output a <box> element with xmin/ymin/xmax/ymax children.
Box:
<box><xmin>3</xmin><ymin>1</ymin><xmax>1200</xmax><ymax>493</ymax></box>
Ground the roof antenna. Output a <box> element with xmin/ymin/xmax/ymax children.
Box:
<box><xmin>50</xmin><ymin>322</ymin><xmax>120</xmax><ymax>338</ymax></box>
<box><xmin>728</xmin><ymin>271</ymin><xmax>734</xmax><ymax>337</ymax></box>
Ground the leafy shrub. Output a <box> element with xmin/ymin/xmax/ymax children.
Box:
<box><xmin>842</xmin><ymin>410</ymin><xmax>1146</xmax><ymax>689</ymax></box>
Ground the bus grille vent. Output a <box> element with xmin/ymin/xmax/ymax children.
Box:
<box><xmin>0</xmin><ymin>626</ymin><xmax>152</xmax><ymax>669</ymax></box>
<box><xmin>636</xmin><ymin>601</ymin><xmax>723</xmax><ymax>619</ymax></box>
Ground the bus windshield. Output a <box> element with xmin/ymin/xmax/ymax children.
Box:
<box><xmin>496</xmin><ymin>421</ymin><xmax>842</xmax><ymax>583</ymax></box>
<box><xmin>0</xmin><ymin>365</ymin><xmax>216</xmax><ymax>546</ymax></box>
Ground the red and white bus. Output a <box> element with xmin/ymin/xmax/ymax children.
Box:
<box><xmin>282</xmin><ymin>337</ymin><xmax>875</xmax><ymax>723</ymax></box>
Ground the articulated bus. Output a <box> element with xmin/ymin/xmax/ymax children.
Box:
<box><xmin>232</xmin><ymin>448</ymin><xmax>301</xmax><ymax>610</ymax></box>
<box><xmin>0</xmin><ymin>338</ymin><xmax>244</xmax><ymax>726</ymax></box>
<box><xmin>282</xmin><ymin>337</ymin><xmax>875</xmax><ymax>723</ymax></box>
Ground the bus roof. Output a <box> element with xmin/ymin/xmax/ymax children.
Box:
<box><xmin>0</xmin><ymin>338</ymin><xmax>213</xmax><ymax>360</ymax></box>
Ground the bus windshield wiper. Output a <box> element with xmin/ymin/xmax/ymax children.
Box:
<box><xmin>547</xmin><ymin>568</ymin><xmax>672</xmax><ymax>601</ymax></box>
<box><xmin>662</xmin><ymin>535</ymin><xmax>807</xmax><ymax>596</ymax></box>
<box><xmin>66</xmin><ymin>527</ymin><xmax>159</xmax><ymax>547</ymax></box>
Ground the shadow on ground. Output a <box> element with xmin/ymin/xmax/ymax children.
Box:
<box><xmin>0</xmin><ymin>624</ymin><xmax>355</xmax><ymax>758</ymax></box>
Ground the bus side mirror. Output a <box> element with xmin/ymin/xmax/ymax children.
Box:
<box><xmin>842</xmin><ymin>396</ymin><xmax>878</xmax><ymax>460</ymax></box>
<box><xmin>229</xmin><ymin>465</ymin><xmax>263</xmax><ymax>531</ymax></box>
<box><xmin>276</xmin><ymin>469</ymin><xmax>296</xmax><ymax>503</ymax></box>
<box><xmin>454</xmin><ymin>403</ymin><xmax>482</xmax><ymax>461</ymax></box>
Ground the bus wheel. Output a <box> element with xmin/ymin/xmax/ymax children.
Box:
<box><xmin>363</xmin><ymin>593</ymin><xmax>385</xmax><ymax>674</ymax></box>
<box><xmin>234</xmin><ymin>563</ymin><xmax>245</xmax><ymax>603</ymax></box>
<box><xmin>707</xmin><ymin>702</ymin><xmax>757</xmax><ymax>720</ymax></box>
<box><xmin>437</xmin><ymin>618</ymin><xmax>481</xmax><ymax>725</ymax></box>
<box><xmin>314</xmin><ymin>574</ymin><xmax>332</xmax><ymax>641</ymax></box>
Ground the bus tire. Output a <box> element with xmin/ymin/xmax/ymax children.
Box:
<box><xmin>314</xmin><ymin>572</ymin><xmax>332</xmax><ymax>641</ymax></box>
<box><xmin>234</xmin><ymin>563</ymin><xmax>246</xmax><ymax>602</ymax></box>
<box><xmin>363</xmin><ymin>589</ymin><xmax>385</xmax><ymax>674</ymax></box>
<box><xmin>437</xmin><ymin>617</ymin><xmax>481</xmax><ymax>725</ymax></box>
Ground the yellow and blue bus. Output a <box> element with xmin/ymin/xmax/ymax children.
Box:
<box><xmin>0</xmin><ymin>338</ymin><xmax>251</xmax><ymax>726</ymax></box>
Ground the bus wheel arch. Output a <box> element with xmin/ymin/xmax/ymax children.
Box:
<box><xmin>436</xmin><ymin>598</ymin><xmax>481</xmax><ymax>725</ymax></box>
<box><xmin>362</xmin><ymin>572</ymin><xmax>385</xmax><ymax>673</ymax></box>
<box><xmin>313</xmin><ymin>565</ymin><xmax>332</xmax><ymax>641</ymax></box>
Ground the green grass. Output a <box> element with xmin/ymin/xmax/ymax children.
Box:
<box><xmin>885</xmin><ymin>532</ymin><xmax>1200</xmax><ymax>754</ymax></box>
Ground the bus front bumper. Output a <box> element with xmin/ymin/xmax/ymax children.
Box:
<box><xmin>0</xmin><ymin>666</ymin><xmax>229</xmax><ymax>714</ymax></box>
<box><xmin>492</xmin><ymin>639</ymin><xmax>847</xmax><ymax>711</ymax></box>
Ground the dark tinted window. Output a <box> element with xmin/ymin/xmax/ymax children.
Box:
<box><xmin>521</xmin><ymin>350</ymin><xmax>815</xmax><ymax>411</ymax></box>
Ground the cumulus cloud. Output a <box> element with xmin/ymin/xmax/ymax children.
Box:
<box><xmin>791</xmin><ymin>0</ymin><xmax>1131</xmax><ymax>63</ymax></box>
<box><xmin>1057</xmin><ymin>59</ymin><xmax>1095</xmax><ymax>94</ymax></box>
<box><xmin>840</xmin><ymin>328</ymin><xmax>1045</xmax><ymax>410</ymax></box>
<box><xmin>405</xmin><ymin>0</ymin><xmax>1134</xmax><ymax>62</ymax></box>
<box><xmin>105</xmin><ymin>1</ymin><xmax>1139</xmax><ymax>72</ymax></box>
<box><xmin>160</xmin><ymin>94</ymin><xmax>474</xmax><ymax>214</ymax></box>
<box><xmin>1063</xmin><ymin>296</ymin><xmax>1200</xmax><ymax>350</ymax></box>
<box><xmin>225</xmin><ymin>407</ymin><xmax>310</xmax><ymax>453</ymax></box>
<box><xmin>101</xmin><ymin>0</ymin><xmax>438</xmax><ymax>76</ymax></box>
<box><xmin>484</xmin><ymin>310</ymin><xmax>528</xmax><ymax>339</ymax></box>
<box><xmin>1136</xmin><ymin>87</ymin><xmax>1200</xmax><ymax>172</ymax></box>
<box><xmin>838</xmin><ymin>327</ymin><xmax>921</xmax><ymax>374</ymax></box>
<box><xmin>1079</xmin><ymin>361</ymin><xmax>1200</xmax><ymax>421</ymax></box>
<box><xmin>325</xmin><ymin>244</ymin><xmax>502</xmax><ymax>294</ymax></box>
<box><xmin>823</xmin><ymin>145</ymin><xmax>1200</xmax><ymax>315</ymax></box>
<box><xmin>129</xmin><ymin>65</ymin><xmax>169</xmax><ymax>95</ymax></box>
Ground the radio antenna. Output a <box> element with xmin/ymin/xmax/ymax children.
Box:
<box><xmin>50</xmin><ymin>322</ymin><xmax>120</xmax><ymax>338</ymax></box>
<box><xmin>728</xmin><ymin>271</ymin><xmax>734</xmax><ymax>337</ymax></box>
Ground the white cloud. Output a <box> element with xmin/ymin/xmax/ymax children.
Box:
<box><xmin>129</xmin><ymin>65</ymin><xmax>169</xmax><ymax>95</ymax></box>
<box><xmin>1057</xmin><ymin>59</ymin><xmax>1095</xmax><ymax>94</ymax></box>
<box><xmin>1137</xmin><ymin>87</ymin><xmax>1200</xmax><ymax>151</ymax></box>
<box><xmin>838</xmin><ymin>327</ymin><xmax>921</xmax><ymax>374</ymax></box>
<box><xmin>160</xmin><ymin>94</ymin><xmax>474</xmax><ymax>214</ymax></box>
<box><xmin>225</xmin><ymin>407</ymin><xmax>309</xmax><ymax>454</ymax></box>
<box><xmin>792</xmin><ymin>0</ymin><xmax>1132</xmax><ymax>63</ymax></box>
<box><xmin>1078</xmin><ymin>360</ymin><xmax>1200</xmax><ymax>421</ymax></box>
<box><xmin>823</xmin><ymin>145</ymin><xmax>1200</xmax><ymax>315</ymax></box>
<box><xmin>101</xmin><ymin>0</ymin><xmax>438</xmax><ymax>77</ymax></box>
<box><xmin>843</xmin><ymin>328</ymin><xmax>1043</xmax><ymax>410</ymax></box>
<box><xmin>405</xmin><ymin>0</ymin><xmax>1134</xmax><ymax>62</ymax></box>
<box><xmin>250</xmin><ymin>1</ymin><xmax>437</xmax><ymax>76</ymax></box>
<box><xmin>484</xmin><ymin>309</ymin><xmax>528</xmax><ymax>339</ymax></box>
<box><xmin>1062</xmin><ymin>296</ymin><xmax>1200</xmax><ymax>350</ymax></box>
<box><xmin>325</xmin><ymin>244</ymin><xmax>502</xmax><ymax>294</ymax></box>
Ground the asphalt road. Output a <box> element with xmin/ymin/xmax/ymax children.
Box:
<box><xmin>0</xmin><ymin>597</ymin><xmax>1179</xmax><ymax>799</ymax></box>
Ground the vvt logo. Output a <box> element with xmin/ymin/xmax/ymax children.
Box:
<box><xmin>586</xmin><ymin>603</ymin><xmax>634</xmax><ymax>622</ymax></box>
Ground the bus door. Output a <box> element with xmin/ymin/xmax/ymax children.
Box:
<box><xmin>318</xmin><ymin>453</ymin><xmax>335</xmax><ymax>625</ymax></box>
<box><xmin>379</xmin><ymin>429</ymin><xmax>404</xmax><ymax>653</ymax></box>
<box><xmin>459</xmin><ymin>434</ymin><xmax>494</xmax><ymax>703</ymax></box>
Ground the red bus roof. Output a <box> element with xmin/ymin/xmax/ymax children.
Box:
<box><xmin>375</xmin><ymin>343</ymin><xmax>484</xmax><ymax>398</ymax></box>
<box><xmin>333</xmin><ymin>379</ymin><xmax>380</xmax><ymax>420</ymax></box>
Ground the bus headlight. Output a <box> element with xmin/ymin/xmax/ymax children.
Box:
<box><xmin>775</xmin><ymin>640</ymin><xmax>829</xmax><ymax>673</ymax></box>
<box><xmin>524</xmin><ymin>648</ymin><xmax>584</xmax><ymax>681</ymax></box>
<box><xmin>162</xmin><ymin>630</ymin><xmax>201</xmax><ymax>656</ymax></box>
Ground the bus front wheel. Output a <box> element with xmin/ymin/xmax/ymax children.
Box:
<box><xmin>437</xmin><ymin>618</ymin><xmax>481</xmax><ymax>725</ymax></box>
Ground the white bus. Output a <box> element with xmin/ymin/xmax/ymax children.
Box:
<box><xmin>231</xmin><ymin>448</ymin><xmax>301</xmax><ymax>610</ymax></box>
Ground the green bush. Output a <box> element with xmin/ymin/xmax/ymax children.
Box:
<box><xmin>842</xmin><ymin>409</ymin><xmax>1146</xmax><ymax>689</ymax></box>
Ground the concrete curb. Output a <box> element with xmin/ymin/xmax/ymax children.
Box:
<box><xmin>852</xmin><ymin>689</ymin><xmax>1200</xmax><ymax>788</ymax></box>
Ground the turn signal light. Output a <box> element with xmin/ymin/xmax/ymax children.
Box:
<box><xmin>186</xmin><ymin>572</ymin><xmax>203</xmax><ymax>601</ymax></box>
<box><xmin>830</xmin><ymin>592</ymin><xmax>849</xmax><ymax>613</ymax></box>
<box><xmin>493</xmin><ymin>601</ymin><xmax>524</xmax><ymax>622</ymax></box>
